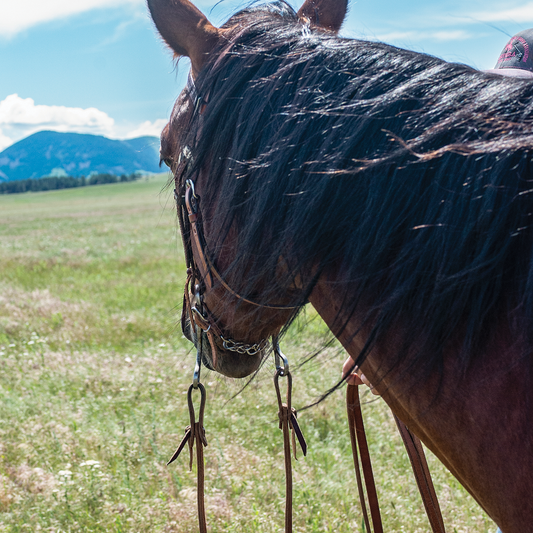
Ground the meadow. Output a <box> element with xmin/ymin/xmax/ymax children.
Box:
<box><xmin>0</xmin><ymin>175</ymin><xmax>493</xmax><ymax>532</ymax></box>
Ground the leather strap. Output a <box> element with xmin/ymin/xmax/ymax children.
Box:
<box><xmin>185</xmin><ymin>186</ymin><xmax>213</xmax><ymax>291</ymax></box>
<box><xmin>275</xmin><ymin>370</ymin><xmax>307</xmax><ymax>533</ymax></box>
<box><xmin>168</xmin><ymin>380</ymin><xmax>446</xmax><ymax>533</ymax></box>
<box><xmin>347</xmin><ymin>384</ymin><xmax>446</xmax><ymax>533</ymax></box>
<box><xmin>183</xmin><ymin>183</ymin><xmax>298</xmax><ymax>310</ymax></box>
<box><xmin>167</xmin><ymin>384</ymin><xmax>208</xmax><ymax>533</ymax></box>
<box><xmin>393</xmin><ymin>415</ymin><xmax>446</xmax><ymax>533</ymax></box>
<box><xmin>346</xmin><ymin>384</ymin><xmax>384</xmax><ymax>533</ymax></box>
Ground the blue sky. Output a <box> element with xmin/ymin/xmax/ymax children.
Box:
<box><xmin>1</xmin><ymin>0</ymin><xmax>532</xmax><ymax>151</ymax></box>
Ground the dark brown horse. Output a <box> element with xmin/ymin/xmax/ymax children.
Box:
<box><xmin>148</xmin><ymin>0</ymin><xmax>533</xmax><ymax>530</ymax></box>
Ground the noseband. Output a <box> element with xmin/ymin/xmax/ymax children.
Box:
<box><xmin>173</xmin><ymin>74</ymin><xmax>298</xmax><ymax>378</ymax></box>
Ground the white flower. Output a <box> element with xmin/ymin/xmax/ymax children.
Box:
<box><xmin>80</xmin><ymin>460</ymin><xmax>100</xmax><ymax>468</ymax></box>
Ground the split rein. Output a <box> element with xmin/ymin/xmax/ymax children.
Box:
<box><xmin>167</xmin><ymin>350</ymin><xmax>447</xmax><ymax>533</ymax></box>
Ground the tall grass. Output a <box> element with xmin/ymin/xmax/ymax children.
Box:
<box><xmin>0</xmin><ymin>176</ymin><xmax>493</xmax><ymax>531</ymax></box>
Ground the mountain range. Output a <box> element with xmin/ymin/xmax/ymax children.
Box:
<box><xmin>0</xmin><ymin>131</ymin><xmax>162</xmax><ymax>182</ymax></box>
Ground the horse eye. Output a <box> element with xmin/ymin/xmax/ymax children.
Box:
<box><xmin>162</xmin><ymin>157</ymin><xmax>173</xmax><ymax>168</ymax></box>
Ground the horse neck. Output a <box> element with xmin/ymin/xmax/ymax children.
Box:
<box><xmin>308</xmin><ymin>276</ymin><xmax>533</xmax><ymax>533</ymax></box>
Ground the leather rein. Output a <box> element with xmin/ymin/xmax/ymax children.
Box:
<box><xmin>168</xmin><ymin>73</ymin><xmax>447</xmax><ymax>533</ymax></box>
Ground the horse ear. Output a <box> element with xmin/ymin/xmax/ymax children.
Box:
<box><xmin>147</xmin><ymin>0</ymin><xmax>223</xmax><ymax>75</ymax></box>
<box><xmin>297</xmin><ymin>0</ymin><xmax>348</xmax><ymax>32</ymax></box>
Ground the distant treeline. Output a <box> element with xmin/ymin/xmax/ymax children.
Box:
<box><xmin>0</xmin><ymin>173</ymin><xmax>143</xmax><ymax>195</ymax></box>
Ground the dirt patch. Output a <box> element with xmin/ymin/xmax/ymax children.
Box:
<box><xmin>6</xmin><ymin>464</ymin><xmax>57</xmax><ymax>496</ymax></box>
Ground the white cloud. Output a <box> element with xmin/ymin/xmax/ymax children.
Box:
<box><xmin>473</xmin><ymin>2</ymin><xmax>533</xmax><ymax>22</ymax></box>
<box><xmin>0</xmin><ymin>94</ymin><xmax>166</xmax><ymax>151</ymax></box>
<box><xmin>0</xmin><ymin>94</ymin><xmax>115</xmax><ymax>149</ymax></box>
<box><xmin>124</xmin><ymin>119</ymin><xmax>167</xmax><ymax>139</ymax></box>
<box><xmin>0</xmin><ymin>0</ymin><xmax>143</xmax><ymax>37</ymax></box>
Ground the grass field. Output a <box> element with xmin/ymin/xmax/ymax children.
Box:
<box><xmin>0</xmin><ymin>176</ymin><xmax>494</xmax><ymax>532</ymax></box>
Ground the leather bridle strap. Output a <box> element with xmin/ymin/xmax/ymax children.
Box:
<box><xmin>347</xmin><ymin>384</ymin><xmax>384</xmax><ymax>533</ymax></box>
<box><xmin>185</xmin><ymin>185</ymin><xmax>213</xmax><ymax>290</ymax></box>
<box><xmin>167</xmin><ymin>383</ymin><xmax>208</xmax><ymax>533</ymax></box>
<box><xmin>393</xmin><ymin>414</ymin><xmax>446</xmax><ymax>533</ymax></box>
<box><xmin>167</xmin><ymin>378</ymin><xmax>445</xmax><ymax>533</ymax></box>
<box><xmin>276</xmin><ymin>370</ymin><xmax>294</xmax><ymax>533</ymax></box>
<box><xmin>347</xmin><ymin>384</ymin><xmax>446</xmax><ymax>533</ymax></box>
<box><xmin>274</xmin><ymin>369</ymin><xmax>308</xmax><ymax>533</ymax></box>
<box><xmin>183</xmin><ymin>182</ymin><xmax>298</xmax><ymax>311</ymax></box>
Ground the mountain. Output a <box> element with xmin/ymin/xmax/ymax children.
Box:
<box><xmin>0</xmin><ymin>131</ymin><xmax>162</xmax><ymax>182</ymax></box>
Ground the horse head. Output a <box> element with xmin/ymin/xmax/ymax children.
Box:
<box><xmin>149</xmin><ymin>0</ymin><xmax>347</xmax><ymax>378</ymax></box>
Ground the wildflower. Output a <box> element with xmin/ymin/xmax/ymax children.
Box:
<box><xmin>80</xmin><ymin>460</ymin><xmax>100</xmax><ymax>468</ymax></box>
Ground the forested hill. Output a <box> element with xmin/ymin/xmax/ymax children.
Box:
<box><xmin>0</xmin><ymin>131</ymin><xmax>161</xmax><ymax>182</ymax></box>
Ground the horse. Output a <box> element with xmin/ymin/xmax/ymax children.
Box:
<box><xmin>147</xmin><ymin>0</ymin><xmax>533</xmax><ymax>530</ymax></box>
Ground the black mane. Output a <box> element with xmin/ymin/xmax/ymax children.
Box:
<box><xmin>174</xmin><ymin>2</ymin><xmax>533</xmax><ymax>380</ymax></box>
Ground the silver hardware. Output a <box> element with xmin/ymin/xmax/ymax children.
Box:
<box><xmin>186</xmin><ymin>178</ymin><xmax>198</xmax><ymax>199</ymax></box>
<box><xmin>191</xmin><ymin>306</ymin><xmax>211</xmax><ymax>333</ymax></box>
<box><xmin>178</xmin><ymin>145</ymin><xmax>193</xmax><ymax>167</ymax></box>
<box><xmin>182</xmin><ymin>145</ymin><xmax>192</xmax><ymax>161</ymax></box>
<box><xmin>193</xmin><ymin>324</ymin><xmax>202</xmax><ymax>388</ymax></box>
<box><xmin>273</xmin><ymin>336</ymin><xmax>289</xmax><ymax>376</ymax></box>
<box><xmin>193</xmin><ymin>96</ymin><xmax>204</xmax><ymax>116</ymax></box>
<box><xmin>221</xmin><ymin>336</ymin><xmax>270</xmax><ymax>356</ymax></box>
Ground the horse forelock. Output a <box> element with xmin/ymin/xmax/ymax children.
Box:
<box><xmin>173</xmin><ymin>0</ymin><xmax>533</xmax><ymax>384</ymax></box>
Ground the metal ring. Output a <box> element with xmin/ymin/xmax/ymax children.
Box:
<box><xmin>186</xmin><ymin>179</ymin><xmax>197</xmax><ymax>199</ymax></box>
<box><xmin>273</xmin><ymin>336</ymin><xmax>289</xmax><ymax>376</ymax></box>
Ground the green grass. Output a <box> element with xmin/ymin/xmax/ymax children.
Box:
<box><xmin>0</xmin><ymin>177</ymin><xmax>494</xmax><ymax>532</ymax></box>
<box><xmin>0</xmin><ymin>176</ymin><xmax>182</xmax><ymax>351</ymax></box>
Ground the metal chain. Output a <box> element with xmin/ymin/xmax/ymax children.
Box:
<box><xmin>221</xmin><ymin>336</ymin><xmax>270</xmax><ymax>356</ymax></box>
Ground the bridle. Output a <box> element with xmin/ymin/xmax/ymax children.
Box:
<box><xmin>171</xmin><ymin>73</ymin><xmax>299</xmax><ymax>385</ymax></box>
<box><xmin>167</xmin><ymin>73</ymin><xmax>303</xmax><ymax>533</ymax></box>
<box><xmin>167</xmin><ymin>72</ymin><xmax>447</xmax><ymax>533</ymax></box>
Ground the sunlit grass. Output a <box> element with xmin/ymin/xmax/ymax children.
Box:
<box><xmin>0</xmin><ymin>176</ymin><xmax>181</xmax><ymax>351</ymax></box>
<box><xmin>0</xmin><ymin>177</ymin><xmax>494</xmax><ymax>532</ymax></box>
